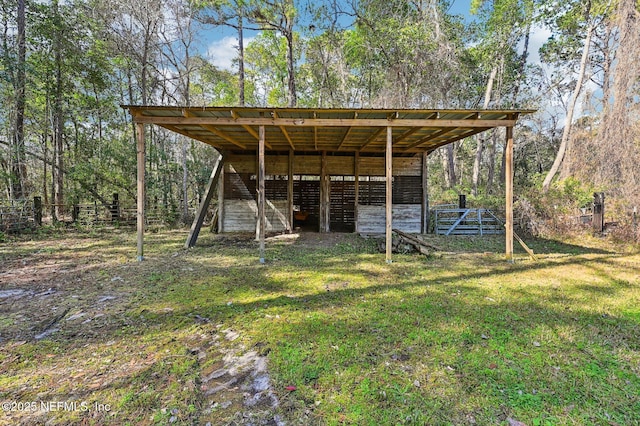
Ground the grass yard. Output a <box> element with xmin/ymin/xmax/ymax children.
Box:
<box><xmin>1</xmin><ymin>228</ymin><xmax>639</xmax><ymax>425</ymax></box>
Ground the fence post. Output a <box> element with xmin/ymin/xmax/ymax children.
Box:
<box><xmin>593</xmin><ymin>192</ymin><xmax>605</xmax><ymax>233</ymax></box>
<box><xmin>33</xmin><ymin>196</ymin><xmax>42</xmax><ymax>226</ymax></box>
<box><xmin>111</xmin><ymin>193</ymin><xmax>120</xmax><ymax>221</ymax></box>
<box><xmin>458</xmin><ymin>194</ymin><xmax>466</xmax><ymax>209</ymax></box>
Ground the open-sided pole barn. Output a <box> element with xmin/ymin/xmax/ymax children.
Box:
<box><xmin>124</xmin><ymin>107</ymin><xmax>533</xmax><ymax>263</ymax></box>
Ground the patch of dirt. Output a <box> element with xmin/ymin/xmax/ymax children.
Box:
<box><xmin>0</xmin><ymin>231</ymin><xmax>293</xmax><ymax>425</ymax></box>
<box><xmin>197</xmin><ymin>327</ymin><xmax>284</xmax><ymax>426</ymax></box>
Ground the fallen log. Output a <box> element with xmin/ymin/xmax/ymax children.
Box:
<box><xmin>392</xmin><ymin>229</ymin><xmax>441</xmax><ymax>255</ymax></box>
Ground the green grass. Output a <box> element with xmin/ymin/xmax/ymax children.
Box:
<box><xmin>1</xmin><ymin>229</ymin><xmax>639</xmax><ymax>425</ymax></box>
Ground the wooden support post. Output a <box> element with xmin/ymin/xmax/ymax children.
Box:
<box><xmin>422</xmin><ymin>152</ymin><xmax>429</xmax><ymax>234</ymax></box>
<box><xmin>354</xmin><ymin>152</ymin><xmax>360</xmax><ymax>233</ymax></box>
<box><xmin>136</xmin><ymin>122</ymin><xmax>145</xmax><ymax>262</ymax></box>
<box><xmin>505</xmin><ymin>126</ymin><xmax>514</xmax><ymax>262</ymax></box>
<box><xmin>320</xmin><ymin>151</ymin><xmax>330</xmax><ymax>232</ymax></box>
<box><xmin>258</xmin><ymin>125</ymin><xmax>266</xmax><ymax>263</ymax></box>
<box><xmin>185</xmin><ymin>156</ymin><xmax>223</xmax><ymax>248</ymax></box>
<box><xmin>386</xmin><ymin>126</ymin><xmax>393</xmax><ymax>263</ymax></box>
<box><xmin>288</xmin><ymin>149</ymin><xmax>294</xmax><ymax>233</ymax></box>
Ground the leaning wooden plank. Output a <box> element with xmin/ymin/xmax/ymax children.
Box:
<box><xmin>185</xmin><ymin>156</ymin><xmax>223</xmax><ymax>248</ymax></box>
<box><xmin>486</xmin><ymin>209</ymin><xmax>538</xmax><ymax>262</ymax></box>
<box><xmin>512</xmin><ymin>228</ymin><xmax>539</xmax><ymax>261</ymax></box>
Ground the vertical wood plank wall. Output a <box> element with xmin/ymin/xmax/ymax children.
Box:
<box><xmin>221</xmin><ymin>153</ymin><xmax>427</xmax><ymax>235</ymax></box>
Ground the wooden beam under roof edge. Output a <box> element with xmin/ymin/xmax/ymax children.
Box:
<box><xmin>132</xmin><ymin>116</ymin><xmax>519</xmax><ymax>128</ymax></box>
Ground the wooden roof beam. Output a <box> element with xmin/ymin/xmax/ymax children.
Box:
<box><xmin>133</xmin><ymin>115</ymin><xmax>518</xmax><ymax>128</ymax></box>
<box><xmin>394</xmin><ymin>127</ymin><xmax>422</xmax><ymax>144</ymax></box>
<box><xmin>272</xmin><ymin>111</ymin><xmax>295</xmax><ymax>150</ymax></box>
<box><xmin>181</xmin><ymin>110</ymin><xmax>247</xmax><ymax>149</ymax></box>
<box><xmin>200</xmin><ymin>124</ymin><xmax>248</xmax><ymax>149</ymax></box>
<box><xmin>403</xmin><ymin>127</ymin><xmax>454</xmax><ymax>151</ymax></box>
<box><xmin>314</xmin><ymin>112</ymin><xmax>318</xmax><ymax>150</ymax></box>
<box><xmin>420</xmin><ymin>128</ymin><xmax>492</xmax><ymax>154</ymax></box>
<box><xmin>160</xmin><ymin>124</ymin><xmax>220</xmax><ymax>148</ymax></box>
<box><xmin>337</xmin><ymin>112</ymin><xmax>358</xmax><ymax>150</ymax></box>
<box><xmin>358</xmin><ymin>127</ymin><xmax>386</xmax><ymax>152</ymax></box>
<box><xmin>230</xmin><ymin>110</ymin><xmax>272</xmax><ymax>149</ymax></box>
<box><xmin>400</xmin><ymin>110</ymin><xmax>484</xmax><ymax>152</ymax></box>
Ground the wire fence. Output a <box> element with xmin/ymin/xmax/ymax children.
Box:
<box><xmin>1</xmin><ymin>195</ymin><xmax>195</xmax><ymax>233</ymax></box>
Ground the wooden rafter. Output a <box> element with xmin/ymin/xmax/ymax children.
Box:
<box><xmin>232</xmin><ymin>110</ymin><xmax>272</xmax><ymax>149</ymax></box>
<box><xmin>199</xmin><ymin>124</ymin><xmax>247</xmax><ymax>149</ymax></box>
<box><xmin>161</xmin><ymin>124</ymin><xmax>219</xmax><ymax>147</ymax></box>
<box><xmin>314</xmin><ymin>126</ymin><xmax>318</xmax><ymax>150</ymax></box>
<box><xmin>403</xmin><ymin>127</ymin><xmax>454</xmax><ymax>152</ymax></box>
<box><xmin>394</xmin><ymin>127</ymin><xmax>422</xmax><ymax>144</ymax></box>
<box><xmin>359</xmin><ymin>127</ymin><xmax>386</xmax><ymax>151</ymax></box>
<box><xmin>337</xmin><ymin>112</ymin><xmax>358</xmax><ymax>150</ymax></box>
<box><xmin>272</xmin><ymin>111</ymin><xmax>295</xmax><ymax>150</ymax></box>
<box><xmin>314</xmin><ymin>111</ymin><xmax>318</xmax><ymax>150</ymax></box>
<box><xmin>421</xmin><ymin>128</ymin><xmax>492</xmax><ymax>154</ymax></box>
<box><xmin>181</xmin><ymin>110</ymin><xmax>247</xmax><ymax>149</ymax></box>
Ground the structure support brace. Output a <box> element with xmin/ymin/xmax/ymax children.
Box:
<box><xmin>185</xmin><ymin>156</ymin><xmax>223</xmax><ymax>248</ymax></box>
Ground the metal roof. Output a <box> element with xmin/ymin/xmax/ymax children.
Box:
<box><xmin>124</xmin><ymin>106</ymin><xmax>535</xmax><ymax>156</ymax></box>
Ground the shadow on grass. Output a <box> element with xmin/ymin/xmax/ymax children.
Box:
<box><xmin>1</xmin><ymin>230</ymin><xmax>638</xmax><ymax>425</ymax></box>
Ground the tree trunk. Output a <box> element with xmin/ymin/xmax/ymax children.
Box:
<box><xmin>446</xmin><ymin>143</ymin><xmax>457</xmax><ymax>188</ymax></box>
<box><xmin>486</xmin><ymin>129</ymin><xmax>498</xmax><ymax>193</ymax></box>
<box><xmin>510</xmin><ymin>22</ymin><xmax>531</xmax><ymax>107</ymax></box>
<box><xmin>472</xmin><ymin>66</ymin><xmax>497</xmax><ymax>195</ymax></box>
<box><xmin>53</xmin><ymin>0</ymin><xmax>64</xmax><ymax>220</ymax></box>
<box><xmin>238</xmin><ymin>16</ymin><xmax>245</xmax><ymax>106</ymax></box>
<box><xmin>182</xmin><ymin>140</ymin><xmax>189</xmax><ymax>223</ymax></box>
<box><xmin>542</xmin><ymin>21</ymin><xmax>595</xmax><ymax>191</ymax></box>
<box><xmin>10</xmin><ymin>0</ymin><xmax>27</xmax><ymax>200</ymax></box>
<box><xmin>285</xmin><ymin>26</ymin><xmax>296</xmax><ymax>107</ymax></box>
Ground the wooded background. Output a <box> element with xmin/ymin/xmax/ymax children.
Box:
<box><xmin>1</xmin><ymin>0</ymin><xmax>638</xmax><ymax>236</ymax></box>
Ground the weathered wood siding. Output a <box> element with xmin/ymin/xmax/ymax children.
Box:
<box><xmin>356</xmin><ymin>204</ymin><xmax>421</xmax><ymax>234</ymax></box>
<box><xmin>223</xmin><ymin>199</ymin><xmax>288</xmax><ymax>232</ymax></box>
